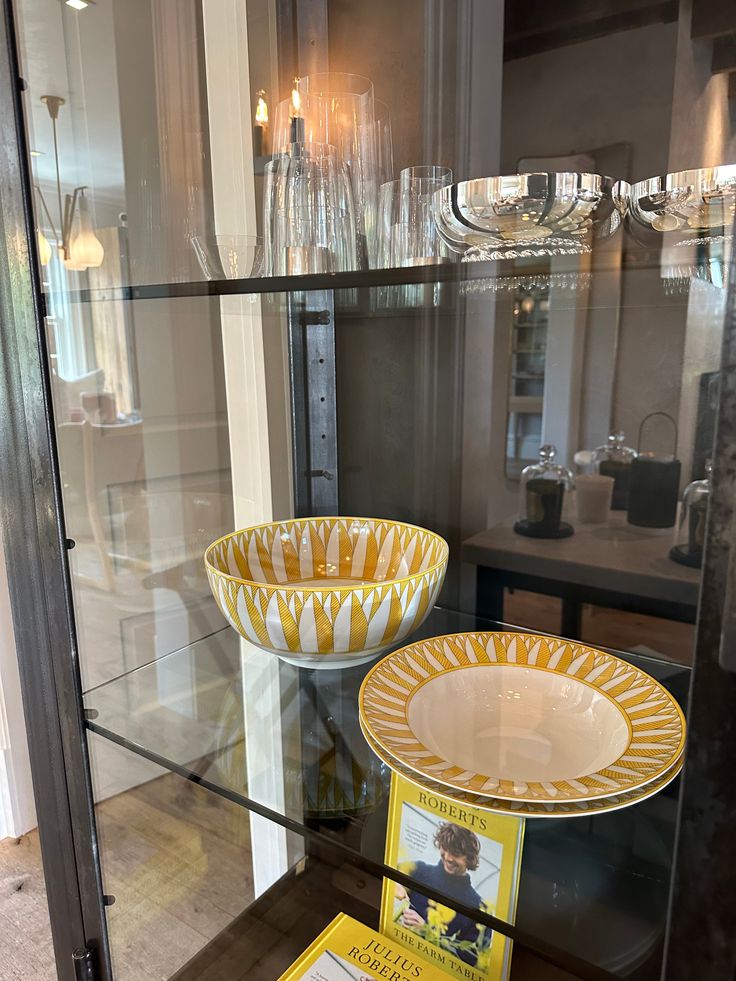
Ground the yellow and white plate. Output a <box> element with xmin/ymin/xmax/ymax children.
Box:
<box><xmin>359</xmin><ymin>632</ymin><xmax>686</xmax><ymax>803</ymax></box>
<box><xmin>359</xmin><ymin>717</ymin><xmax>683</xmax><ymax>818</ymax></box>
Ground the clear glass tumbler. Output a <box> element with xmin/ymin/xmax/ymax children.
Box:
<box><xmin>399</xmin><ymin>165</ymin><xmax>453</xmax><ymax>187</ymax></box>
<box><xmin>377</xmin><ymin>166</ymin><xmax>453</xmax><ymax>267</ymax></box>
<box><xmin>264</xmin><ymin>143</ymin><xmax>356</xmax><ymax>276</ymax></box>
<box><xmin>191</xmin><ymin>234</ymin><xmax>264</xmax><ymax>279</ymax></box>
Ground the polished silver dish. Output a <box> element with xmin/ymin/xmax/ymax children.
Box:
<box><xmin>629</xmin><ymin>165</ymin><xmax>736</xmax><ymax>240</ymax></box>
<box><xmin>434</xmin><ymin>172</ymin><xmax>628</xmax><ymax>260</ymax></box>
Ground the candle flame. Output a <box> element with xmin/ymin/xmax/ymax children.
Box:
<box><xmin>291</xmin><ymin>79</ymin><xmax>301</xmax><ymax>115</ymax></box>
<box><xmin>255</xmin><ymin>91</ymin><xmax>268</xmax><ymax>126</ymax></box>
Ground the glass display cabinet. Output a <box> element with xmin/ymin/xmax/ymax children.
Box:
<box><xmin>0</xmin><ymin>2</ymin><xmax>735</xmax><ymax>981</ymax></box>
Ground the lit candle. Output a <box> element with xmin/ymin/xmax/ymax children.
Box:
<box><xmin>289</xmin><ymin>79</ymin><xmax>304</xmax><ymax>144</ymax></box>
<box><xmin>254</xmin><ymin>89</ymin><xmax>268</xmax><ymax>157</ymax></box>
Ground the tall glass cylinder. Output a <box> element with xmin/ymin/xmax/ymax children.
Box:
<box><xmin>264</xmin><ymin>143</ymin><xmax>356</xmax><ymax>275</ymax></box>
<box><xmin>374</xmin><ymin>99</ymin><xmax>394</xmax><ymax>186</ymax></box>
<box><xmin>284</xmin><ymin>74</ymin><xmax>378</xmax><ymax>268</ymax></box>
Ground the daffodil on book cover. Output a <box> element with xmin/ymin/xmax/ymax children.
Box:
<box><xmin>379</xmin><ymin>774</ymin><xmax>525</xmax><ymax>981</ymax></box>
<box><xmin>276</xmin><ymin>912</ymin><xmax>457</xmax><ymax>980</ymax></box>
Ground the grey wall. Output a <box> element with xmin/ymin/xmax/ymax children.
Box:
<box><xmin>500</xmin><ymin>22</ymin><xmax>687</xmax><ymax>460</ymax></box>
<box><xmin>668</xmin><ymin>0</ymin><xmax>736</xmax><ymax>172</ymax></box>
<box><xmin>328</xmin><ymin>0</ymin><xmax>427</xmax><ymax>175</ymax></box>
<box><xmin>500</xmin><ymin>22</ymin><xmax>679</xmax><ymax>182</ymax></box>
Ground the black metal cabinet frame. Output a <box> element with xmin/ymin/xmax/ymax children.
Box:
<box><xmin>662</xmin><ymin>243</ymin><xmax>736</xmax><ymax>980</ymax></box>
<box><xmin>1</xmin><ymin>0</ymin><xmax>736</xmax><ymax>979</ymax></box>
<box><xmin>0</xmin><ymin>2</ymin><xmax>111</xmax><ymax>979</ymax></box>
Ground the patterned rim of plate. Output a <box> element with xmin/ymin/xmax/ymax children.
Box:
<box><xmin>359</xmin><ymin>632</ymin><xmax>686</xmax><ymax>803</ymax></box>
<box><xmin>359</xmin><ymin>717</ymin><xmax>683</xmax><ymax>819</ymax></box>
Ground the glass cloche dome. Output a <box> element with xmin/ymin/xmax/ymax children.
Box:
<box><xmin>592</xmin><ymin>431</ymin><xmax>637</xmax><ymax>510</ymax></box>
<box><xmin>514</xmin><ymin>444</ymin><xmax>575</xmax><ymax>539</ymax></box>
<box><xmin>670</xmin><ymin>462</ymin><xmax>711</xmax><ymax>568</ymax></box>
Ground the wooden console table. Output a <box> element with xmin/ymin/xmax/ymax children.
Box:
<box><xmin>462</xmin><ymin>512</ymin><xmax>701</xmax><ymax>639</ymax></box>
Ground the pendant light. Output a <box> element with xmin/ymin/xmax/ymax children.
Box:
<box><xmin>40</xmin><ymin>94</ymin><xmax>105</xmax><ymax>271</ymax></box>
<box><xmin>63</xmin><ymin>206</ymin><xmax>87</xmax><ymax>270</ymax></box>
<box><xmin>36</xmin><ymin>229</ymin><xmax>52</xmax><ymax>266</ymax></box>
<box><xmin>32</xmin><ymin>182</ymin><xmax>59</xmax><ymax>268</ymax></box>
<box><xmin>69</xmin><ymin>189</ymin><xmax>104</xmax><ymax>268</ymax></box>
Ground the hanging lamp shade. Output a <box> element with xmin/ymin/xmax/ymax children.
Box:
<box><xmin>37</xmin><ymin>229</ymin><xmax>52</xmax><ymax>266</ymax></box>
<box><xmin>70</xmin><ymin>192</ymin><xmax>104</xmax><ymax>268</ymax></box>
<box><xmin>63</xmin><ymin>231</ymin><xmax>88</xmax><ymax>271</ymax></box>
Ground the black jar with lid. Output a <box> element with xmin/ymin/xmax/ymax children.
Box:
<box><xmin>627</xmin><ymin>413</ymin><xmax>681</xmax><ymax>529</ymax></box>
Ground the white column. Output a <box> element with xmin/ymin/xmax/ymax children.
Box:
<box><xmin>202</xmin><ymin>0</ymin><xmax>297</xmax><ymax>896</ymax></box>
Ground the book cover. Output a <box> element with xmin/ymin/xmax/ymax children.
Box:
<box><xmin>379</xmin><ymin>774</ymin><xmax>525</xmax><ymax>981</ymax></box>
<box><xmin>277</xmin><ymin>911</ymin><xmax>456</xmax><ymax>980</ymax></box>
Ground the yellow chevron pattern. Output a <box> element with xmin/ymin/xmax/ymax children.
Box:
<box><xmin>205</xmin><ymin>517</ymin><xmax>448</xmax><ymax>663</ymax></box>
<box><xmin>359</xmin><ymin>631</ymin><xmax>686</xmax><ymax>803</ymax></box>
<box><xmin>359</xmin><ymin>718</ymin><xmax>683</xmax><ymax>819</ymax></box>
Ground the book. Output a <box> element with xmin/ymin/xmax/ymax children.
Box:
<box><xmin>379</xmin><ymin>774</ymin><xmax>525</xmax><ymax>981</ymax></box>
<box><xmin>277</xmin><ymin>911</ymin><xmax>456</xmax><ymax>980</ymax></box>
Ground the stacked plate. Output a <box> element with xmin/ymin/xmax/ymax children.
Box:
<box><xmin>358</xmin><ymin>631</ymin><xmax>686</xmax><ymax>818</ymax></box>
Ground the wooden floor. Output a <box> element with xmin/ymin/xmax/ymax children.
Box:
<box><xmin>169</xmin><ymin>854</ymin><xmax>580</xmax><ymax>981</ymax></box>
<box><xmin>503</xmin><ymin>589</ymin><xmax>695</xmax><ymax>665</ymax></box>
<box><xmin>0</xmin><ymin>773</ymin><xmax>255</xmax><ymax>981</ymax></box>
<box><xmin>0</xmin><ymin>833</ymin><xmax>57</xmax><ymax>980</ymax></box>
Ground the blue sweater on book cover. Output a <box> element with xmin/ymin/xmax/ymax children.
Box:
<box><xmin>406</xmin><ymin>860</ymin><xmax>491</xmax><ymax>967</ymax></box>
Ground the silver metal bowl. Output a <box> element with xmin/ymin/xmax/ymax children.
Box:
<box><xmin>434</xmin><ymin>172</ymin><xmax>628</xmax><ymax>261</ymax></box>
<box><xmin>629</xmin><ymin>165</ymin><xmax>736</xmax><ymax>241</ymax></box>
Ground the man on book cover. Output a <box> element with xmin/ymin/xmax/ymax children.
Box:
<box><xmin>381</xmin><ymin>777</ymin><xmax>522</xmax><ymax>981</ymax></box>
<box><xmin>396</xmin><ymin>821</ymin><xmax>490</xmax><ymax>967</ymax></box>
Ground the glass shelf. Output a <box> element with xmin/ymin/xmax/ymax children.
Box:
<box><xmin>84</xmin><ymin>606</ymin><xmax>688</xmax><ymax>980</ymax></box>
<box><xmin>61</xmin><ymin>243</ymin><xmax>678</xmax><ymax>305</ymax></box>
<box><xmin>66</xmin><ymin>260</ymin><xmax>470</xmax><ymax>304</ymax></box>
<box><xmin>167</xmin><ymin>846</ymin><xmax>593</xmax><ymax>981</ymax></box>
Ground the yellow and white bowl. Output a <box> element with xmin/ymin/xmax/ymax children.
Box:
<box><xmin>205</xmin><ymin>517</ymin><xmax>449</xmax><ymax>668</ymax></box>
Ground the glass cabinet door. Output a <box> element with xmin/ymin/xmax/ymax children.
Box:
<box><xmin>1</xmin><ymin>1</ymin><xmax>735</xmax><ymax>980</ymax></box>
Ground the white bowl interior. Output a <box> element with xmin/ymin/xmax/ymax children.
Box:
<box><xmin>407</xmin><ymin>664</ymin><xmax>629</xmax><ymax>784</ymax></box>
<box><xmin>209</xmin><ymin>518</ymin><xmax>446</xmax><ymax>587</ymax></box>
